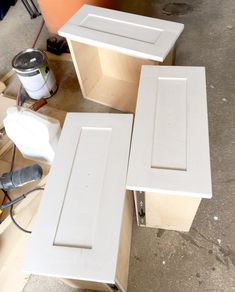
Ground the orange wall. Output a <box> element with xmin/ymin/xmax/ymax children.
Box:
<box><xmin>38</xmin><ymin>0</ymin><xmax>117</xmax><ymax>34</ymax></box>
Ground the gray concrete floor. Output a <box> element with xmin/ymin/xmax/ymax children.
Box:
<box><xmin>0</xmin><ymin>0</ymin><xmax>235</xmax><ymax>291</ymax></box>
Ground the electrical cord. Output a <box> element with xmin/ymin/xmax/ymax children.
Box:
<box><xmin>10</xmin><ymin>202</ymin><xmax>30</xmax><ymax>234</ymax></box>
<box><xmin>1</xmin><ymin>187</ymin><xmax>44</xmax><ymax>233</ymax></box>
<box><xmin>32</xmin><ymin>18</ymin><xmax>45</xmax><ymax>48</ymax></box>
<box><xmin>1</xmin><ymin>187</ymin><xmax>44</xmax><ymax>209</ymax></box>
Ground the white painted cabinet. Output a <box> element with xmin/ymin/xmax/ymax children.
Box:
<box><xmin>23</xmin><ymin>113</ymin><xmax>133</xmax><ymax>292</ymax></box>
<box><xmin>127</xmin><ymin>66</ymin><xmax>212</xmax><ymax>232</ymax></box>
<box><xmin>59</xmin><ymin>5</ymin><xmax>184</xmax><ymax>112</ymax></box>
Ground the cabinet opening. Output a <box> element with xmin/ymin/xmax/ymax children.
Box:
<box><xmin>69</xmin><ymin>41</ymin><xmax>156</xmax><ymax>112</ymax></box>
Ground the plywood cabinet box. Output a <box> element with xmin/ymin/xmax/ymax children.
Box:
<box><xmin>59</xmin><ymin>5</ymin><xmax>184</xmax><ymax>112</ymax></box>
<box><xmin>127</xmin><ymin>66</ymin><xmax>212</xmax><ymax>232</ymax></box>
<box><xmin>23</xmin><ymin>113</ymin><xmax>133</xmax><ymax>292</ymax></box>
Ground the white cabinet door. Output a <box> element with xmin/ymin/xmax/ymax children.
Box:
<box><xmin>23</xmin><ymin>113</ymin><xmax>133</xmax><ymax>285</ymax></box>
<box><xmin>59</xmin><ymin>5</ymin><xmax>184</xmax><ymax>62</ymax></box>
<box><xmin>127</xmin><ymin>66</ymin><xmax>212</xmax><ymax>199</ymax></box>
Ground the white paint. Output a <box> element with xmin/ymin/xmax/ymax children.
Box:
<box><xmin>151</xmin><ymin>77</ymin><xmax>187</xmax><ymax>170</ymax></box>
<box><xmin>127</xmin><ymin>66</ymin><xmax>212</xmax><ymax>199</ymax></box>
<box><xmin>214</xmin><ymin>216</ymin><xmax>218</xmax><ymax>221</ymax></box>
<box><xmin>54</xmin><ymin>127</ymin><xmax>112</xmax><ymax>248</ymax></box>
<box><xmin>80</xmin><ymin>14</ymin><xmax>162</xmax><ymax>44</ymax></box>
<box><xmin>59</xmin><ymin>5</ymin><xmax>184</xmax><ymax>62</ymax></box>
<box><xmin>23</xmin><ymin>113</ymin><xmax>133</xmax><ymax>283</ymax></box>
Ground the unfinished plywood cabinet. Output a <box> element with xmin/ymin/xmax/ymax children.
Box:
<box><xmin>59</xmin><ymin>5</ymin><xmax>184</xmax><ymax>112</ymax></box>
<box><xmin>127</xmin><ymin>66</ymin><xmax>212</xmax><ymax>232</ymax></box>
<box><xmin>23</xmin><ymin>113</ymin><xmax>133</xmax><ymax>292</ymax></box>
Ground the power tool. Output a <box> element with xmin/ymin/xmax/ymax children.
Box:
<box><xmin>0</xmin><ymin>164</ymin><xmax>43</xmax><ymax>191</ymax></box>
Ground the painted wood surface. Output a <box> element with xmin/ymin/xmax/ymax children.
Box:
<box><xmin>127</xmin><ymin>66</ymin><xmax>212</xmax><ymax>199</ymax></box>
<box><xmin>23</xmin><ymin>113</ymin><xmax>133</xmax><ymax>288</ymax></box>
<box><xmin>59</xmin><ymin>5</ymin><xmax>184</xmax><ymax>62</ymax></box>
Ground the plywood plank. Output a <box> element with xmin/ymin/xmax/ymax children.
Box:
<box><xmin>116</xmin><ymin>191</ymin><xmax>133</xmax><ymax>292</ymax></box>
<box><xmin>0</xmin><ymin>98</ymin><xmax>66</xmax><ymax>292</ymax></box>
<box><xmin>98</xmin><ymin>47</ymin><xmax>154</xmax><ymax>83</ymax></box>
<box><xmin>87</xmin><ymin>75</ymin><xmax>138</xmax><ymax>113</ymax></box>
<box><xmin>67</xmin><ymin>40</ymin><xmax>102</xmax><ymax>99</ymax></box>
<box><xmin>0</xmin><ymin>96</ymin><xmax>16</xmax><ymax>158</ymax></box>
<box><xmin>0</xmin><ymin>185</ymin><xmax>45</xmax><ymax>292</ymax></box>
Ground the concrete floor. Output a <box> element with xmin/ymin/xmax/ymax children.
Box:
<box><xmin>0</xmin><ymin>0</ymin><xmax>235</xmax><ymax>291</ymax></box>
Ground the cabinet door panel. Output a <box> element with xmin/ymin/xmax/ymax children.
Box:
<box><xmin>23</xmin><ymin>113</ymin><xmax>133</xmax><ymax>284</ymax></box>
<box><xmin>59</xmin><ymin>5</ymin><xmax>184</xmax><ymax>61</ymax></box>
<box><xmin>127</xmin><ymin>66</ymin><xmax>212</xmax><ymax>199</ymax></box>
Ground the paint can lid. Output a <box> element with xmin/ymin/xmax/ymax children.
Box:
<box><xmin>12</xmin><ymin>49</ymin><xmax>46</xmax><ymax>72</ymax></box>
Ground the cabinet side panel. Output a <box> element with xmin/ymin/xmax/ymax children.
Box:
<box><xmin>115</xmin><ymin>190</ymin><xmax>134</xmax><ymax>292</ymax></box>
<box><xmin>98</xmin><ymin>47</ymin><xmax>154</xmax><ymax>83</ymax></box>
<box><xmin>162</xmin><ymin>48</ymin><xmax>175</xmax><ymax>65</ymax></box>
<box><xmin>145</xmin><ymin>192</ymin><xmax>201</xmax><ymax>232</ymax></box>
<box><xmin>67</xmin><ymin>40</ymin><xmax>102</xmax><ymax>97</ymax></box>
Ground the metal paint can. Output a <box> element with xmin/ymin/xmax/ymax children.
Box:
<box><xmin>12</xmin><ymin>48</ymin><xmax>57</xmax><ymax>100</ymax></box>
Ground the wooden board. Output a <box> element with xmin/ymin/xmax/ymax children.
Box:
<box><xmin>127</xmin><ymin>66</ymin><xmax>212</xmax><ymax>231</ymax></box>
<box><xmin>23</xmin><ymin>113</ymin><xmax>133</xmax><ymax>291</ymax></box>
<box><xmin>0</xmin><ymin>150</ymin><xmax>48</xmax><ymax>292</ymax></box>
<box><xmin>59</xmin><ymin>5</ymin><xmax>184</xmax><ymax>62</ymax></box>
<box><xmin>1</xmin><ymin>69</ymin><xmax>15</xmax><ymax>83</ymax></box>
<box><xmin>0</xmin><ymin>187</ymin><xmax>44</xmax><ymax>292</ymax></box>
<box><xmin>0</xmin><ymin>96</ymin><xmax>16</xmax><ymax>157</ymax></box>
<box><xmin>0</xmin><ymin>97</ymin><xmax>66</xmax><ymax>292</ymax></box>
<box><xmin>115</xmin><ymin>190</ymin><xmax>133</xmax><ymax>292</ymax></box>
<box><xmin>0</xmin><ymin>81</ymin><xmax>6</xmax><ymax>93</ymax></box>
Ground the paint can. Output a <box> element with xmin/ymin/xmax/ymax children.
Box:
<box><xmin>12</xmin><ymin>48</ymin><xmax>57</xmax><ymax>100</ymax></box>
